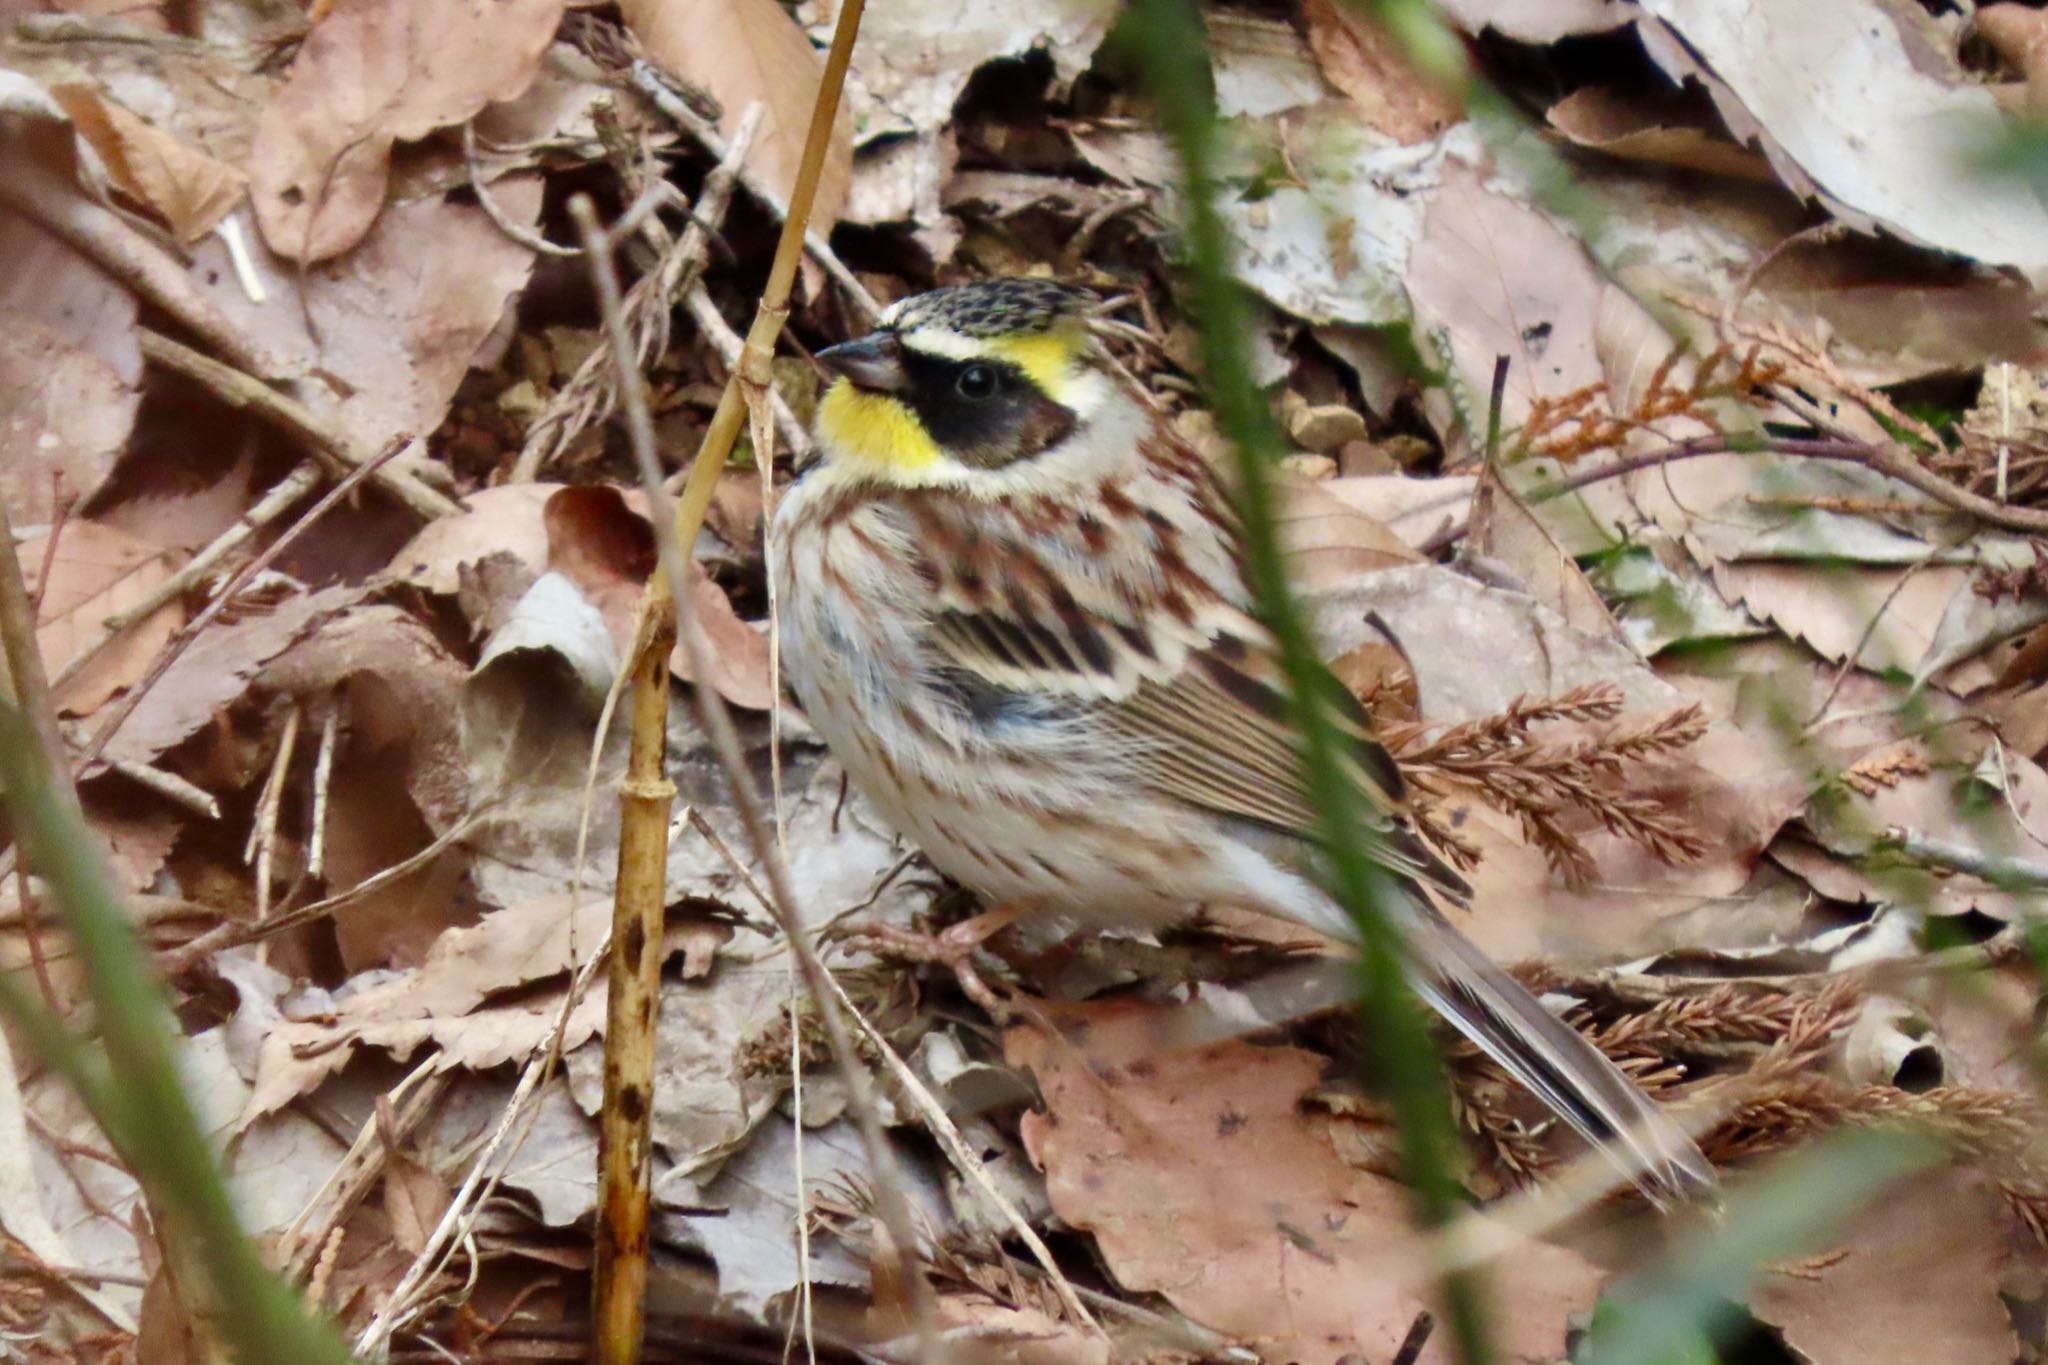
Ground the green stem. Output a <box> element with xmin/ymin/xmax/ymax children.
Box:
<box><xmin>1126</xmin><ymin>3</ymin><xmax>1492</xmax><ymax>1360</ymax></box>
<box><xmin>0</xmin><ymin>703</ymin><xmax>356</xmax><ymax>1364</ymax></box>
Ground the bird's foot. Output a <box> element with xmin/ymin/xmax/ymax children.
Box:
<box><xmin>836</xmin><ymin>906</ymin><xmax>1022</xmax><ymax>1017</ymax></box>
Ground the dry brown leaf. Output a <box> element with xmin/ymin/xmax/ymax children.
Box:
<box><xmin>1006</xmin><ymin>998</ymin><xmax>1604</xmax><ymax>1363</ymax></box>
<box><xmin>1637</xmin><ymin>0</ymin><xmax>2048</xmax><ymax>283</ymax></box>
<box><xmin>1979</xmin><ymin>4</ymin><xmax>2048</xmax><ymax>116</ymax></box>
<box><xmin>322</xmin><ymin>747</ymin><xmax>479</xmax><ymax>973</ymax></box>
<box><xmin>0</xmin><ymin>311</ymin><xmax>137</xmax><ymax>534</ymax></box>
<box><xmin>20</xmin><ymin>520</ymin><xmax>182</xmax><ymax>716</ymax></box>
<box><xmin>47</xmin><ymin>83</ymin><xmax>246</xmax><ymax>241</ymax></box>
<box><xmin>622</xmin><ymin>0</ymin><xmax>851</xmax><ymax>235</ymax></box>
<box><xmin>1749</xmin><ymin>1167</ymin><xmax>2019</xmax><ymax>1365</ymax></box>
<box><xmin>390</xmin><ymin>483</ymin><xmax>557</xmax><ymax>597</ymax></box>
<box><xmin>247</xmin><ymin>0</ymin><xmax>566</xmax><ymax>262</ymax></box>
<box><xmin>1467</xmin><ymin>471</ymin><xmax>1622</xmax><ymax>642</ymax></box>
<box><xmin>99</xmin><ymin>585</ymin><xmax>355</xmax><ymax>768</ymax></box>
<box><xmin>1279</xmin><ymin>470</ymin><xmax>1421</xmax><ymax>592</ymax></box>
<box><xmin>543</xmin><ymin>486</ymin><xmax>774</xmax><ymax>710</ymax></box>
<box><xmin>189</xmin><ymin>184</ymin><xmax>545</xmax><ymax>472</ymax></box>
<box><xmin>242</xmin><ymin>892</ymin><xmax>612</xmax><ymax>1121</ymax></box>
<box><xmin>1301</xmin><ymin>0</ymin><xmax>1460</xmax><ymax>143</ymax></box>
<box><xmin>1545</xmin><ymin>86</ymin><xmax>1774</xmax><ymax>183</ymax></box>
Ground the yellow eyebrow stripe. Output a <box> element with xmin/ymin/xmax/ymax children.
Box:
<box><xmin>988</xmin><ymin>333</ymin><xmax>1082</xmax><ymax>402</ymax></box>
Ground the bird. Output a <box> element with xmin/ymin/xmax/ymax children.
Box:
<box><xmin>769</xmin><ymin>276</ymin><xmax>1714</xmax><ymax>1204</ymax></box>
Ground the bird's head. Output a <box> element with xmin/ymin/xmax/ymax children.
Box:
<box><xmin>812</xmin><ymin>279</ymin><xmax>1123</xmax><ymax>488</ymax></box>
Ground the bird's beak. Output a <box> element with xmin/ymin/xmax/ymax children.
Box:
<box><xmin>816</xmin><ymin>334</ymin><xmax>909</xmax><ymax>394</ymax></box>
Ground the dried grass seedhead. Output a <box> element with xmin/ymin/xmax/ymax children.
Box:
<box><xmin>1391</xmin><ymin>682</ymin><xmax>1709</xmax><ymax>885</ymax></box>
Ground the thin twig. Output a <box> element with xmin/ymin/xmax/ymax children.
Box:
<box><xmin>511</xmin><ymin>107</ymin><xmax>764</xmax><ymax>481</ymax></box>
<box><xmin>463</xmin><ymin>121</ymin><xmax>581</xmax><ymax>258</ymax></box>
<box><xmin>139</xmin><ymin>330</ymin><xmax>457</xmax><ymax>521</ymax></box>
<box><xmin>50</xmin><ymin>464</ymin><xmax>321</xmax><ymax>695</ymax></box>
<box><xmin>630</xmin><ymin>62</ymin><xmax>881</xmax><ymax>326</ymax></box>
<box><xmin>0</xmin><ymin>160</ymin><xmax>280</xmax><ymax>377</ymax></box>
<box><xmin>0</xmin><ymin>489</ymin><xmax>72</xmax><ymax>1015</ymax></box>
<box><xmin>1882</xmin><ymin>827</ymin><xmax>2048</xmax><ymax>890</ymax></box>
<box><xmin>73</xmin><ymin>438</ymin><xmax>411</xmax><ymax>777</ymax></box>
<box><xmin>1417</xmin><ymin>434</ymin><xmax>2048</xmax><ymax>555</ymax></box>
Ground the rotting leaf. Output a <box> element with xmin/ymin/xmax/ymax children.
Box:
<box><xmin>247</xmin><ymin>0</ymin><xmax>567</xmax><ymax>262</ymax></box>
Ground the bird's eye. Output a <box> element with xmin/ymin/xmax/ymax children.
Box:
<box><xmin>956</xmin><ymin>364</ymin><xmax>998</xmax><ymax>400</ymax></box>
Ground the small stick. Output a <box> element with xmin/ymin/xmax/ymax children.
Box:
<box><xmin>50</xmin><ymin>462</ymin><xmax>321</xmax><ymax>694</ymax></box>
<box><xmin>631</xmin><ymin>62</ymin><xmax>882</xmax><ymax>326</ymax></box>
<box><xmin>103</xmin><ymin>757</ymin><xmax>220</xmax><ymax>820</ymax></box>
<box><xmin>307</xmin><ymin>702</ymin><xmax>340</xmax><ymax>881</ymax></box>
<box><xmin>0</xmin><ymin>160</ymin><xmax>278</xmax><ymax>377</ymax></box>
<box><xmin>138</xmin><ymin>331</ymin><xmax>457</xmax><ymax>521</ymax></box>
<box><xmin>511</xmin><ymin>107</ymin><xmax>763</xmax><ymax>481</ymax></box>
<box><xmin>683</xmin><ymin>282</ymin><xmax>812</xmax><ymax>460</ymax></box>
<box><xmin>248</xmin><ymin>703</ymin><xmax>302</xmax><ymax>954</ymax></box>
<box><xmin>1882</xmin><ymin>826</ymin><xmax>2048</xmax><ymax>890</ymax></box>
<box><xmin>72</xmin><ymin>438</ymin><xmax>409</xmax><ymax>776</ymax></box>
<box><xmin>0</xmin><ymin>489</ymin><xmax>73</xmax><ymax>1014</ymax></box>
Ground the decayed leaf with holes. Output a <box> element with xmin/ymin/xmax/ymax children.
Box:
<box><xmin>1637</xmin><ymin>0</ymin><xmax>2048</xmax><ymax>284</ymax></box>
<box><xmin>47</xmin><ymin>83</ymin><xmax>246</xmax><ymax>241</ymax></box>
<box><xmin>1007</xmin><ymin>997</ymin><xmax>1605</xmax><ymax>1363</ymax></box>
<box><xmin>623</xmin><ymin>0</ymin><xmax>851</xmax><ymax>235</ymax></box>
<box><xmin>19</xmin><ymin>520</ymin><xmax>182</xmax><ymax>716</ymax></box>
<box><xmin>247</xmin><ymin>0</ymin><xmax>565</xmax><ymax>261</ymax></box>
<box><xmin>1749</xmin><ymin>1167</ymin><xmax>2020</xmax><ymax>1365</ymax></box>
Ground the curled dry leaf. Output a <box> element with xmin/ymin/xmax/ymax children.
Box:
<box><xmin>1637</xmin><ymin>0</ymin><xmax>2048</xmax><ymax>284</ymax></box>
<box><xmin>1006</xmin><ymin>997</ymin><xmax>1605</xmax><ymax>1363</ymax></box>
<box><xmin>622</xmin><ymin>0</ymin><xmax>852</xmax><ymax>233</ymax></box>
<box><xmin>248</xmin><ymin>0</ymin><xmax>566</xmax><ymax>262</ymax></box>
<box><xmin>47</xmin><ymin>83</ymin><xmax>246</xmax><ymax>242</ymax></box>
<box><xmin>1545</xmin><ymin>86</ymin><xmax>1774</xmax><ymax>183</ymax></box>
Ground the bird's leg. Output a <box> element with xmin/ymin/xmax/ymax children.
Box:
<box><xmin>837</xmin><ymin>906</ymin><xmax>1022</xmax><ymax>1017</ymax></box>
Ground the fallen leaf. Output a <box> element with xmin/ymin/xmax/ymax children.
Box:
<box><xmin>1006</xmin><ymin>997</ymin><xmax>1605</xmax><ymax>1363</ymax></box>
<box><xmin>241</xmin><ymin>893</ymin><xmax>617</xmax><ymax>1121</ymax></box>
<box><xmin>190</xmin><ymin>185</ymin><xmax>546</xmax><ymax>469</ymax></box>
<box><xmin>247</xmin><ymin>0</ymin><xmax>566</xmax><ymax>261</ymax></box>
<box><xmin>48</xmin><ymin>83</ymin><xmax>246</xmax><ymax>241</ymax></box>
<box><xmin>100</xmin><ymin>584</ymin><xmax>355</xmax><ymax>767</ymax></box>
<box><xmin>1637</xmin><ymin>0</ymin><xmax>2048</xmax><ymax>283</ymax></box>
<box><xmin>1279</xmin><ymin>470</ymin><xmax>1421</xmax><ymax>591</ymax></box>
<box><xmin>1749</xmin><ymin>1166</ymin><xmax>2019</xmax><ymax>1365</ymax></box>
<box><xmin>21</xmin><ymin>519</ymin><xmax>183</xmax><ymax>716</ymax></box>
<box><xmin>544</xmin><ymin>486</ymin><xmax>775</xmax><ymax>710</ymax></box>
<box><xmin>623</xmin><ymin>0</ymin><xmax>851</xmax><ymax>234</ymax></box>
<box><xmin>0</xmin><ymin>311</ymin><xmax>137</xmax><ymax>535</ymax></box>
<box><xmin>1545</xmin><ymin>86</ymin><xmax>1773</xmax><ymax>182</ymax></box>
<box><xmin>1208</xmin><ymin>10</ymin><xmax>1326</xmax><ymax>120</ymax></box>
<box><xmin>1302</xmin><ymin>0</ymin><xmax>1460</xmax><ymax>142</ymax></box>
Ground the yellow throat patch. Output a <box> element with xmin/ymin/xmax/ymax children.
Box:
<box><xmin>815</xmin><ymin>383</ymin><xmax>942</xmax><ymax>476</ymax></box>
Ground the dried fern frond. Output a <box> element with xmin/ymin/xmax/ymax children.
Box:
<box><xmin>1841</xmin><ymin>745</ymin><xmax>1930</xmax><ymax>796</ymax></box>
<box><xmin>1511</xmin><ymin>344</ymin><xmax>1783</xmax><ymax>466</ymax></box>
<box><xmin>1394</xmin><ymin>683</ymin><xmax>1710</xmax><ymax>885</ymax></box>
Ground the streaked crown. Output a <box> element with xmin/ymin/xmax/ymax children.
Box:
<box><xmin>812</xmin><ymin>278</ymin><xmax>1113</xmax><ymax>483</ymax></box>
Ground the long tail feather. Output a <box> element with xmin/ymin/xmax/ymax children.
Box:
<box><xmin>1406</xmin><ymin>910</ymin><xmax>1715</xmax><ymax>1206</ymax></box>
